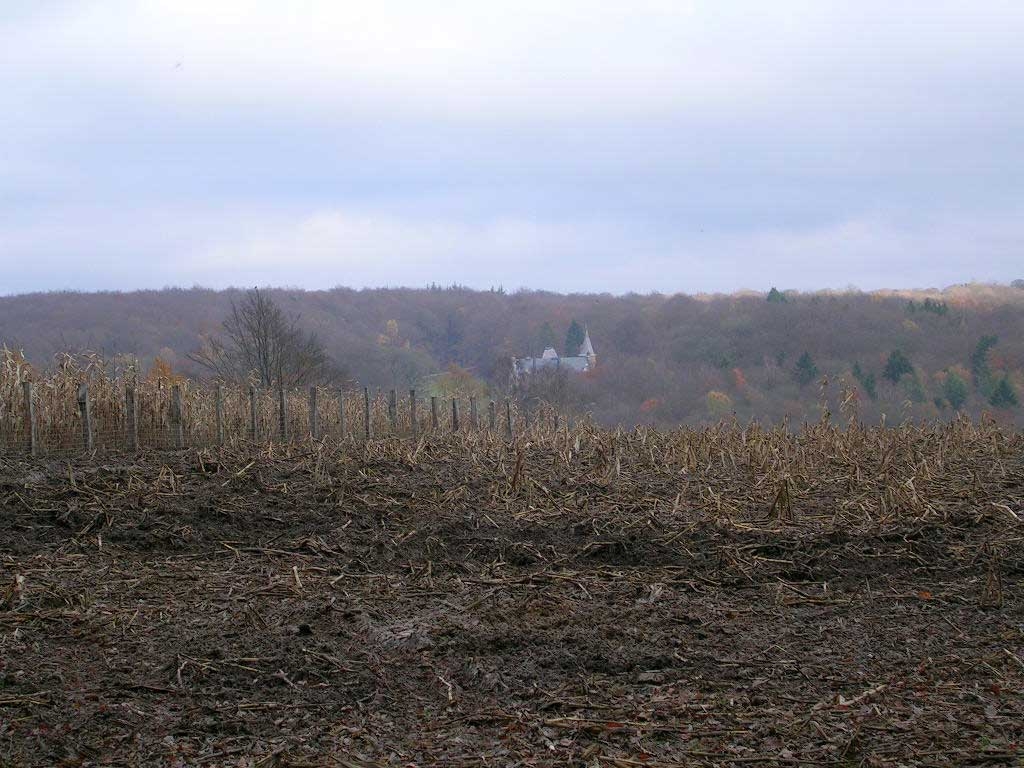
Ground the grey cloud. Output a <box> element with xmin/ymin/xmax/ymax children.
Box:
<box><xmin>1</xmin><ymin>1</ymin><xmax>1023</xmax><ymax>293</ymax></box>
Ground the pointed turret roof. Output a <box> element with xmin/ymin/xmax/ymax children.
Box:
<box><xmin>579</xmin><ymin>329</ymin><xmax>595</xmax><ymax>357</ymax></box>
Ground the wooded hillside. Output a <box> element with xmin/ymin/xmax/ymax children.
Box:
<box><xmin>2</xmin><ymin>283</ymin><xmax>1023</xmax><ymax>426</ymax></box>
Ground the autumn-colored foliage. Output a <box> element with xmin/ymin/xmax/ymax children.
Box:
<box><xmin>706</xmin><ymin>390</ymin><xmax>733</xmax><ymax>415</ymax></box>
<box><xmin>731</xmin><ymin>367</ymin><xmax>748</xmax><ymax>392</ymax></box>
<box><xmin>2</xmin><ymin>284</ymin><xmax>1023</xmax><ymax>427</ymax></box>
<box><xmin>146</xmin><ymin>357</ymin><xmax>184</xmax><ymax>384</ymax></box>
<box><xmin>432</xmin><ymin>363</ymin><xmax>489</xmax><ymax>401</ymax></box>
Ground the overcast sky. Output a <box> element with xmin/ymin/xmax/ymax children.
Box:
<box><xmin>2</xmin><ymin>1</ymin><xmax>1023</xmax><ymax>295</ymax></box>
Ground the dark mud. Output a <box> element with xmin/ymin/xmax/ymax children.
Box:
<box><xmin>0</xmin><ymin>436</ymin><xmax>1022</xmax><ymax>766</ymax></box>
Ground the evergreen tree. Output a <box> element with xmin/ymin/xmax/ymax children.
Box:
<box><xmin>766</xmin><ymin>287</ymin><xmax>787</xmax><ymax>304</ymax></box>
<box><xmin>970</xmin><ymin>335</ymin><xmax>999</xmax><ymax>396</ymax></box>
<box><xmin>942</xmin><ymin>371</ymin><xmax>969</xmax><ymax>410</ymax></box>
<box><xmin>883</xmin><ymin>350</ymin><xmax>913</xmax><ymax>384</ymax></box>
<box><xmin>852</xmin><ymin>362</ymin><xmax>877</xmax><ymax>399</ymax></box>
<box><xmin>989</xmin><ymin>377</ymin><xmax>1018</xmax><ymax>408</ymax></box>
<box><xmin>794</xmin><ymin>352</ymin><xmax>818</xmax><ymax>386</ymax></box>
<box><xmin>564</xmin><ymin>320</ymin><xmax>586</xmax><ymax>356</ymax></box>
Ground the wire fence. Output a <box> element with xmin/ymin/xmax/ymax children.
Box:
<box><xmin>0</xmin><ymin>377</ymin><xmax>576</xmax><ymax>459</ymax></box>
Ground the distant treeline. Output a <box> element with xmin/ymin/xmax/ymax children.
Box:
<box><xmin>1</xmin><ymin>283</ymin><xmax>1023</xmax><ymax>426</ymax></box>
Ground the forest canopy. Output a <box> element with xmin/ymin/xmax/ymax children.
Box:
<box><xmin>1</xmin><ymin>283</ymin><xmax>1023</xmax><ymax>426</ymax></box>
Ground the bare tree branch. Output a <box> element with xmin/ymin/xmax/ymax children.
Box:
<box><xmin>189</xmin><ymin>288</ymin><xmax>337</xmax><ymax>387</ymax></box>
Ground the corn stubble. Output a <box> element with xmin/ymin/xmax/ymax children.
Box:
<box><xmin>0</xmin><ymin>348</ymin><xmax>1022</xmax><ymax>764</ymax></box>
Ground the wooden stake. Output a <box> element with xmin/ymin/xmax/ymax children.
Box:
<box><xmin>78</xmin><ymin>383</ymin><xmax>93</xmax><ymax>451</ymax></box>
<box><xmin>505</xmin><ymin>398</ymin><xmax>513</xmax><ymax>440</ymax></box>
<box><xmin>125</xmin><ymin>384</ymin><xmax>138</xmax><ymax>452</ymax></box>
<box><xmin>469</xmin><ymin>396</ymin><xmax>478</xmax><ymax>429</ymax></box>
<box><xmin>277</xmin><ymin>385</ymin><xmax>288</xmax><ymax>442</ymax></box>
<box><xmin>309</xmin><ymin>386</ymin><xmax>319</xmax><ymax>440</ymax></box>
<box><xmin>431</xmin><ymin>396</ymin><xmax>439</xmax><ymax>431</ymax></box>
<box><xmin>388</xmin><ymin>389</ymin><xmax>398</xmax><ymax>432</ymax></box>
<box><xmin>214</xmin><ymin>384</ymin><xmax>224</xmax><ymax>447</ymax></box>
<box><xmin>488</xmin><ymin>400</ymin><xmax>496</xmax><ymax>431</ymax></box>
<box><xmin>363</xmin><ymin>387</ymin><xmax>371</xmax><ymax>439</ymax></box>
<box><xmin>248</xmin><ymin>385</ymin><xmax>258</xmax><ymax>442</ymax></box>
<box><xmin>22</xmin><ymin>382</ymin><xmax>36</xmax><ymax>457</ymax></box>
<box><xmin>170</xmin><ymin>384</ymin><xmax>184</xmax><ymax>449</ymax></box>
<box><xmin>451</xmin><ymin>397</ymin><xmax>460</xmax><ymax>432</ymax></box>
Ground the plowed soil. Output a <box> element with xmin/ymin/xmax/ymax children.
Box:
<box><xmin>1</xmin><ymin>430</ymin><xmax>1022</xmax><ymax>767</ymax></box>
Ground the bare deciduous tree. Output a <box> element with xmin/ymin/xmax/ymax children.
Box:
<box><xmin>190</xmin><ymin>288</ymin><xmax>335</xmax><ymax>387</ymax></box>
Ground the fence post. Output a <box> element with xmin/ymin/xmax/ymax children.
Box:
<box><xmin>388</xmin><ymin>389</ymin><xmax>397</xmax><ymax>433</ymax></box>
<box><xmin>277</xmin><ymin>385</ymin><xmax>288</xmax><ymax>442</ymax></box>
<box><xmin>214</xmin><ymin>384</ymin><xmax>224</xmax><ymax>447</ymax></box>
<box><xmin>78</xmin><ymin>383</ymin><xmax>93</xmax><ymax>451</ymax></box>
<box><xmin>410</xmin><ymin>389</ymin><xmax>418</xmax><ymax>439</ymax></box>
<box><xmin>248</xmin><ymin>385</ymin><xmax>258</xmax><ymax>442</ymax></box>
<box><xmin>469</xmin><ymin>396</ymin><xmax>478</xmax><ymax>429</ymax></box>
<box><xmin>170</xmin><ymin>384</ymin><xmax>184</xmax><ymax>449</ymax></box>
<box><xmin>488</xmin><ymin>400</ymin><xmax>496</xmax><ymax>431</ymax></box>
<box><xmin>22</xmin><ymin>382</ymin><xmax>36</xmax><ymax>457</ymax></box>
<box><xmin>309</xmin><ymin>386</ymin><xmax>319</xmax><ymax>440</ymax></box>
<box><xmin>338</xmin><ymin>390</ymin><xmax>347</xmax><ymax>440</ymax></box>
<box><xmin>125</xmin><ymin>384</ymin><xmax>138</xmax><ymax>452</ymax></box>
<box><xmin>505</xmin><ymin>398</ymin><xmax>513</xmax><ymax>440</ymax></box>
<box><xmin>363</xmin><ymin>387</ymin><xmax>371</xmax><ymax>439</ymax></box>
<box><xmin>451</xmin><ymin>397</ymin><xmax>460</xmax><ymax>432</ymax></box>
<box><xmin>431</xmin><ymin>396</ymin><xmax>439</xmax><ymax>431</ymax></box>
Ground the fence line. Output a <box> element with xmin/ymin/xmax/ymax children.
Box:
<box><xmin>0</xmin><ymin>379</ymin><xmax>572</xmax><ymax>458</ymax></box>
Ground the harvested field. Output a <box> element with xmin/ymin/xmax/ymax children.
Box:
<box><xmin>1</xmin><ymin>421</ymin><xmax>1023</xmax><ymax>766</ymax></box>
